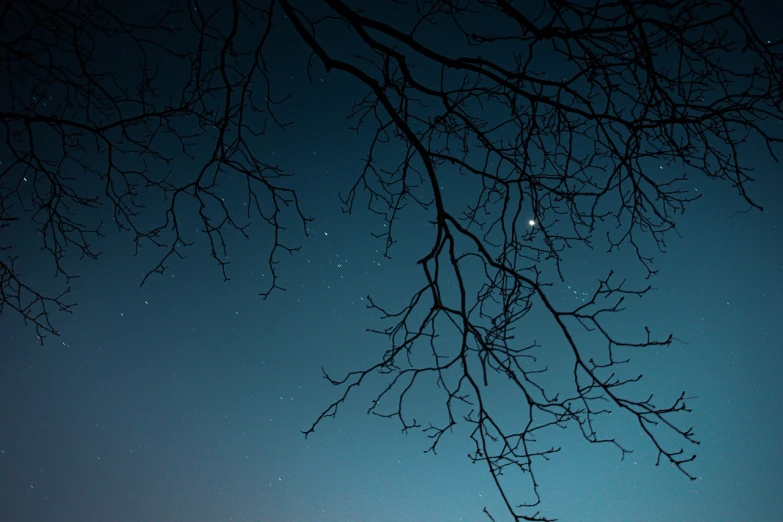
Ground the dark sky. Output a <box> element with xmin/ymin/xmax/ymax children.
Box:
<box><xmin>1</xmin><ymin>1</ymin><xmax>782</xmax><ymax>521</ymax></box>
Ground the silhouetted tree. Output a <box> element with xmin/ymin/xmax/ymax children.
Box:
<box><xmin>2</xmin><ymin>0</ymin><xmax>781</xmax><ymax>519</ymax></box>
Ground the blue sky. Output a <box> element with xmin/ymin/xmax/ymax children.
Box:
<box><xmin>1</xmin><ymin>2</ymin><xmax>782</xmax><ymax>521</ymax></box>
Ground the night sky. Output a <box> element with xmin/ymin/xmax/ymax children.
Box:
<box><xmin>2</xmin><ymin>1</ymin><xmax>782</xmax><ymax>521</ymax></box>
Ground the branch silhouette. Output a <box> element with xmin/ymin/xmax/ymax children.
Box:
<box><xmin>1</xmin><ymin>0</ymin><xmax>311</xmax><ymax>341</ymax></box>
<box><xmin>3</xmin><ymin>0</ymin><xmax>781</xmax><ymax>519</ymax></box>
<box><xmin>286</xmin><ymin>1</ymin><xmax>778</xmax><ymax>519</ymax></box>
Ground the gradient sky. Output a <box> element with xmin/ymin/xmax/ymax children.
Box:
<box><xmin>1</xmin><ymin>1</ymin><xmax>782</xmax><ymax>521</ymax></box>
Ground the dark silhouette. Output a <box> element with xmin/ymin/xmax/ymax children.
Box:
<box><xmin>2</xmin><ymin>0</ymin><xmax>781</xmax><ymax>519</ymax></box>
